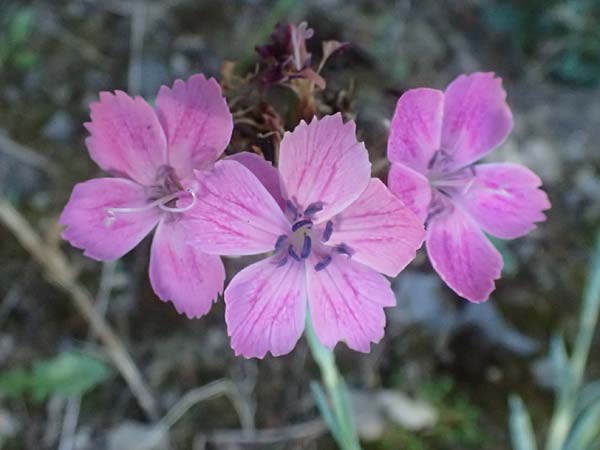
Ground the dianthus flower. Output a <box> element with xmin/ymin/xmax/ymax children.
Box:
<box><xmin>182</xmin><ymin>114</ymin><xmax>425</xmax><ymax>357</ymax></box>
<box><xmin>60</xmin><ymin>75</ymin><xmax>233</xmax><ymax>318</ymax></box>
<box><xmin>387</xmin><ymin>72</ymin><xmax>550</xmax><ymax>302</ymax></box>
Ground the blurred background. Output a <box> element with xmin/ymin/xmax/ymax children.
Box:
<box><xmin>1</xmin><ymin>0</ymin><xmax>599</xmax><ymax>449</ymax></box>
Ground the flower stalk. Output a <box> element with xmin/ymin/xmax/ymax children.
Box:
<box><xmin>306</xmin><ymin>316</ymin><xmax>362</xmax><ymax>450</ymax></box>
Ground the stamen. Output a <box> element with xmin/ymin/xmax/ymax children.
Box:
<box><xmin>105</xmin><ymin>192</ymin><xmax>180</xmax><ymax>227</ymax></box>
<box><xmin>304</xmin><ymin>202</ymin><xmax>324</xmax><ymax>217</ymax></box>
<box><xmin>292</xmin><ymin>219</ymin><xmax>313</xmax><ymax>232</ymax></box>
<box><xmin>274</xmin><ymin>234</ymin><xmax>288</xmax><ymax>252</ymax></box>
<box><xmin>300</xmin><ymin>235</ymin><xmax>312</xmax><ymax>259</ymax></box>
<box><xmin>437</xmin><ymin>188</ymin><xmax>451</xmax><ymax>198</ymax></box>
<box><xmin>286</xmin><ymin>200</ymin><xmax>299</xmax><ymax>220</ymax></box>
<box><xmin>321</xmin><ymin>220</ymin><xmax>334</xmax><ymax>242</ymax></box>
<box><xmin>288</xmin><ymin>245</ymin><xmax>301</xmax><ymax>261</ymax></box>
<box><xmin>334</xmin><ymin>243</ymin><xmax>353</xmax><ymax>258</ymax></box>
<box><xmin>104</xmin><ymin>189</ymin><xmax>197</xmax><ymax>228</ymax></box>
<box><xmin>158</xmin><ymin>188</ymin><xmax>197</xmax><ymax>213</ymax></box>
<box><xmin>273</xmin><ymin>256</ymin><xmax>288</xmax><ymax>267</ymax></box>
<box><xmin>427</xmin><ymin>151</ymin><xmax>440</xmax><ymax>170</ymax></box>
<box><xmin>315</xmin><ymin>255</ymin><xmax>332</xmax><ymax>271</ymax></box>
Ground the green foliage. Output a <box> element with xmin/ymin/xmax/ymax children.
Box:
<box><xmin>418</xmin><ymin>376</ymin><xmax>486</xmax><ymax>448</ymax></box>
<box><xmin>483</xmin><ymin>0</ymin><xmax>600</xmax><ymax>85</ymax></box>
<box><xmin>509</xmin><ymin>395</ymin><xmax>538</xmax><ymax>450</ymax></box>
<box><xmin>0</xmin><ymin>351</ymin><xmax>110</xmax><ymax>402</ymax></box>
<box><xmin>367</xmin><ymin>375</ymin><xmax>486</xmax><ymax>450</ymax></box>
<box><xmin>0</xmin><ymin>8</ymin><xmax>38</xmax><ymax>72</ymax></box>
<box><xmin>509</xmin><ymin>233</ymin><xmax>600</xmax><ymax>450</ymax></box>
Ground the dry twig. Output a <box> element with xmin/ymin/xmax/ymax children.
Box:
<box><xmin>0</xmin><ymin>131</ymin><xmax>60</xmax><ymax>175</ymax></box>
<box><xmin>0</xmin><ymin>196</ymin><xmax>159</xmax><ymax>419</ymax></box>
<box><xmin>207</xmin><ymin>419</ymin><xmax>326</xmax><ymax>446</ymax></box>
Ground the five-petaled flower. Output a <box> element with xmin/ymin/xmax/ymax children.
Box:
<box><xmin>387</xmin><ymin>72</ymin><xmax>550</xmax><ymax>302</ymax></box>
<box><xmin>60</xmin><ymin>74</ymin><xmax>233</xmax><ymax>318</ymax></box>
<box><xmin>181</xmin><ymin>114</ymin><xmax>425</xmax><ymax>358</ymax></box>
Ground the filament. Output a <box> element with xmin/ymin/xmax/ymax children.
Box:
<box><xmin>158</xmin><ymin>189</ymin><xmax>197</xmax><ymax>213</ymax></box>
<box><xmin>104</xmin><ymin>188</ymin><xmax>197</xmax><ymax>227</ymax></box>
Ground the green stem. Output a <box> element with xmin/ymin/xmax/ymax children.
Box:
<box><xmin>306</xmin><ymin>317</ymin><xmax>362</xmax><ymax>450</ymax></box>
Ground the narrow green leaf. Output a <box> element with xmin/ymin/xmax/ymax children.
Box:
<box><xmin>564</xmin><ymin>402</ymin><xmax>600</xmax><ymax>450</ymax></box>
<box><xmin>549</xmin><ymin>333</ymin><xmax>571</xmax><ymax>395</ymax></box>
<box><xmin>576</xmin><ymin>380</ymin><xmax>600</xmax><ymax>416</ymax></box>
<box><xmin>509</xmin><ymin>395</ymin><xmax>537</xmax><ymax>450</ymax></box>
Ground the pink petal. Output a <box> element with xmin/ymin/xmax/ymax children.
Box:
<box><xmin>149</xmin><ymin>219</ymin><xmax>224</xmax><ymax>319</ymax></box>
<box><xmin>426</xmin><ymin>206</ymin><xmax>502</xmax><ymax>302</ymax></box>
<box><xmin>278</xmin><ymin>114</ymin><xmax>371</xmax><ymax>223</ymax></box>
<box><xmin>155</xmin><ymin>74</ymin><xmax>233</xmax><ymax>178</ymax></box>
<box><xmin>85</xmin><ymin>91</ymin><xmax>167</xmax><ymax>186</ymax></box>
<box><xmin>60</xmin><ymin>178</ymin><xmax>160</xmax><ymax>261</ymax></box>
<box><xmin>225</xmin><ymin>257</ymin><xmax>307</xmax><ymax>358</ymax></box>
<box><xmin>387</xmin><ymin>88</ymin><xmax>444</xmax><ymax>173</ymax></box>
<box><xmin>306</xmin><ymin>255</ymin><xmax>395</xmax><ymax>352</ymax></box>
<box><xmin>387</xmin><ymin>163</ymin><xmax>433</xmax><ymax>222</ymax></box>
<box><xmin>227</xmin><ymin>152</ymin><xmax>285</xmax><ymax>209</ymax></box>
<box><xmin>327</xmin><ymin>178</ymin><xmax>425</xmax><ymax>277</ymax></box>
<box><xmin>182</xmin><ymin>160</ymin><xmax>290</xmax><ymax>255</ymax></box>
<box><xmin>441</xmin><ymin>72</ymin><xmax>513</xmax><ymax>169</ymax></box>
<box><xmin>459</xmin><ymin>163</ymin><xmax>550</xmax><ymax>239</ymax></box>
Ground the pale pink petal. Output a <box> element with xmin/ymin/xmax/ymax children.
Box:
<box><xmin>278</xmin><ymin>114</ymin><xmax>371</xmax><ymax>223</ymax></box>
<box><xmin>149</xmin><ymin>219</ymin><xmax>224</xmax><ymax>319</ymax></box>
<box><xmin>387</xmin><ymin>88</ymin><xmax>444</xmax><ymax>173</ymax></box>
<box><xmin>227</xmin><ymin>152</ymin><xmax>285</xmax><ymax>209</ymax></box>
<box><xmin>225</xmin><ymin>257</ymin><xmax>307</xmax><ymax>358</ymax></box>
<box><xmin>155</xmin><ymin>74</ymin><xmax>233</xmax><ymax>178</ymax></box>
<box><xmin>306</xmin><ymin>255</ymin><xmax>395</xmax><ymax>352</ymax></box>
<box><xmin>182</xmin><ymin>160</ymin><xmax>290</xmax><ymax>255</ymax></box>
<box><xmin>387</xmin><ymin>163</ymin><xmax>433</xmax><ymax>222</ymax></box>
<box><xmin>85</xmin><ymin>91</ymin><xmax>167</xmax><ymax>186</ymax></box>
<box><xmin>426</xmin><ymin>206</ymin><xmax>502</xmax><ymax>302</ymax></box>
<box><xmin>60</xmin><ymin>178</ymin><xmax>160</xmax><ymax>261</ymax></box>
<box><xmin>458</xmin><ymin>163</ymin><xmax>550</xmax><ymax>239</ymax></box>
<box><xmin>327</xmin><ymin>178</ymin><xmax>425</xmax><ymax>277</ymax></box>
<box><xmin>441</xmin><ymin>72</ymin><xmax>513</xmax><ymax>169</ymax></box>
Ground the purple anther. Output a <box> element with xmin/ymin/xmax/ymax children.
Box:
<box><xmin>286</xmin><ymin>200</ymin><xmax>299</xmax><ymax>220</ymax></box>
<box><xmin>292</xmin><ymin>219</ymin><xmax>313</xmax><ymax>232</ymax></box>
<box><xmin>427</xmin><ymin>151</ymin><xmax>440</xmax><ymax>170</ymax></box>
<box><xmin>334</xmin><ymin>243</ymin><xmax>353</xmax><ymax>258</ymax></box>
<box><xmin>428</xmin><ymin>149</ymin><xmax>453</xmax><ymax>171</ymax></box>
<box><xmin>315</xmin><ymin>255</ymin><xmax>332</xmax><ymax>271</ymax></box>
<box><xmin>274</xmin><ymin>256</ymin><xmax>288</xmax><ymax>267</ymax></box>
<box><xmin>437</xmin><ymin>188</ymin><xmax>451</xmax><ymax>198</ymax></box>
<box><xmin>301</xmin><ymin>235</ymin><xmax>312</xmax><ymax>259</ymax></box>
<box><xmin>274</xmin><ymin>234</ymin><xmax>288</xmax><ymax>251</ymax></box>
<box><xmin>288</xmin><ymin>245</ymin><xmax>301</xmax><ymax>261</ymax></box>
<box><xmin>303</xmin><ymin>202</ymin><xmax>324</xmax><ymax>217</ymax></box>
<box><xmin>321</xmin><ymin>220</ymin><xmax>333</xmax><ymax>242</ymax></box>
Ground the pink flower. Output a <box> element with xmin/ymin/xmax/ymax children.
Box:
<box><xmin>387</xmin><ymin>72</ymin><xmax>551</xmax><ymax>302</ymax></box>
<box><xmin>182</xmin><ymin>114</ymin><xmax>425</xmax><ymax>358</ymax></box>
<box><xmin>60</xmin><ymin>74</ymin><xmax>233</xmax><ymax>318</ymax></box>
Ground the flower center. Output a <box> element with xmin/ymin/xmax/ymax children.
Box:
<box><xmin>424</xmin><ymin>150</ymin><xmax>478</xmax><ymax>224</ymax></box>
<box><xmin>272</xmin><ymin>200</ymin><xmax>354</xmax><ymax>271</ymax></box>
<box><xmin>103</xmin><ymin>165</ymin><xmax>196</xmax><ymax>228</ymax></box>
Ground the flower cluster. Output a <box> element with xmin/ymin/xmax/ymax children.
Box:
<box><xmin>61</xmin><ymin>70</ymin><xmax>549</xmax><ymax>358</ymax></box>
